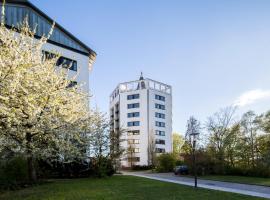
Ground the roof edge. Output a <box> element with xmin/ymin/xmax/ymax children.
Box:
<box><xmin>3</xmin><ymin>0</ymin><xmax>97</xmax><ymax>57</ymax></box>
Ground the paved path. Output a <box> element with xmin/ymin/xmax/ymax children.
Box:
<box><xmin>123</xmin><ymin>171</ymin><xmax>270</xmax><ymax>199</ymax></box>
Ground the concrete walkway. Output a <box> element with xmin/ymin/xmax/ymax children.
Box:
<box><xmin>123</xmin><ymin>171</ymin><xmax>270</xmax><ymax>199</ymax></box>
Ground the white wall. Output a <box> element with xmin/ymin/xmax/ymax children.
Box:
<box><xmin>110</xmin><ymin>79</ymin><xmax>173</xmax><ymax>168</ymax></box>
<box><xmin>42</xmin><ymin>43</ymin><xmax>90</xmax><ymax>94</ymax></box>
<box><xmin>148</xmin><ymin>89</ymin><xmax>172</xmax><ymax>153</ymax></box>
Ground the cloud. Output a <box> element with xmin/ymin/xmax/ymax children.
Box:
<box><xmin>234</xmin><ymin>89</ymin><xmax>270</xmax><ymax>107</ymax></box>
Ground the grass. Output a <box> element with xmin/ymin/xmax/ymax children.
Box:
<box><xmin>199</xmin><ymin>175</ymin><xmax>270</xmax><ymax>187</ymax></box>
<box><xmin>0</xmin><ymin>175</ymin><xmax>266</xmax><ymax>200</ymax></box>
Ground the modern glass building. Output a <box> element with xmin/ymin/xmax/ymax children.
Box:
<box><xmin>0</xmin><ymin>0</ymin><xmax>96</xmax><ymax>92</ymax></box>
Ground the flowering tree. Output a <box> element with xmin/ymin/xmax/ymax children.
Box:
<box><xmin>0</xmin><ymin>6</ymin><xmax>91</xmax><ymax>181</ymax></box>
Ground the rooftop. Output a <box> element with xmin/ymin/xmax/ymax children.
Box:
<box><xmin>110</xmin><ymin>76</ymin><xmax>172</xmax><ymax>102</ymax></box>
<box><xmin>2</xmin><ymin>0</ymin><xmax>96</xmax><ymax>60</ymax></box>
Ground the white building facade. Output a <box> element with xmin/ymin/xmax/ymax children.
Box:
<box><xmin>110</xmin><ymin>75</ymin><xmax>172</xmax><ymax>167</ymax></box>
<box><xmin>1</xmin><ymin>0</ymin><xmax>96</xmax><ymax>93</ymax></box>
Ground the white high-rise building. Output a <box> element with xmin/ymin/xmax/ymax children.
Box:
<box><xmin>110</xmin><ymin>74</ymin><xmax>172</xmax><ymax>167</ymax></box>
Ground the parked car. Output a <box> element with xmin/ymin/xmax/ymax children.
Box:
<box><xmin>174</xmin><ymin>165</ymin><xmax>188</xmax><ymax>175</ymax></box>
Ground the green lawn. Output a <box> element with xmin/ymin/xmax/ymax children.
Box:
<box><xmin>0</xmin><ymin>175</ymin><xmax>266</xmax><ymax>200</ymax></box>
<box><xmin>199</xmin><ymin>175</ymin><xmax>270</xmax><ymax>187</ymax></box>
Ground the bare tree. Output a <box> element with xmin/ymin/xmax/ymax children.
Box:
<box><xmin>241</xmin><ymin>111</ymin><xmax>259</xmax><ymax>168</ymax></box>
<box><xmin>148</xmin><ymin>129</ymin><xmax>157</xmax><ymax>166</ymax></box>
<box><xmin>206</xmin><ymin>106</ymin><xmax>236</xmax><ymax>173</ymax></box>
<box><xmin>127</xmin><ymin>143</ymin><xmax>135</xmax><ymax>168</ymax></box>
<box><xmin>109</xmin><ymin>128</ymin><xmax>125</xmax><ymax>171</ymax></box>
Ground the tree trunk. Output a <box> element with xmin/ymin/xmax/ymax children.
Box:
<box><xmin>27</xmin><ymin>154</ymin><xmax>37</xmax><ymax>182</ymax></box>
<box><xmin>26</xmin><ymin>132</ymin><xmax>37</xmax><ymax>182</ymax></box>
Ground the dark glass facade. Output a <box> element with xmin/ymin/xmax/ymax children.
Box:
<box><xmin>1</xmin><ymin>4</ymin><xmax>89</xmax><ymax>54</ymax></box>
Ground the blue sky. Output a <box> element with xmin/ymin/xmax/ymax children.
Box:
<box><xmin>31</xmin><ymin>0</ymin><xmax>270</xmax><ymax>134</ymax></box>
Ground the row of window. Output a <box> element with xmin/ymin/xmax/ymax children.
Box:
<box><xmin>156</xmin><ymin>148</ymin><xmax>165</xmax><ymax>153</ymax></box>
<box><xmin>127</xmin><ymin>103</ymin><xmax>140</xmax><ymax>109</ymax></box>
<box><xmin>127</xmin><ymin>94</ymin><xmax>140</xmax><ymax>100</ymax></box>
<box><xmin>43</xmin><ymin>51</ymin><xmax>77</xmax><ymax>71</ymax></box>
<box><xmin>156</xmin><ymin>121</ymin><xmax>165</xmax><ymax>127</ymax></box>
<box><xmin>156</xmin><ymin>139</ymin><xmax>165</xmax><ymax>145</ymax></box>
<box><xmin>156</xmin><ymin>130</ymin><xmax>165</xmax><ymax>136</ymax></box>
<box><xmin>128</xmin><ymin>139</ymin><xmax>140</xmax><ymax>144</ymax></box>
<box><xmin>155</xmin><ymin>94</ymin><xmax>165</xmax><ymax>101</ymax></box>
<box><xmin>128</xmin><ymin>121</ymin><xmax>165</xmax><ymax>127</ymax></box>
<box><xmin>155</xmin><ymin>112</ymin><xmax>165</xmax><ymax>119</ymax></box>
<box><xmin>128</xmin><ymin>112</ymin><xmax>164</xmax><ymax>119</ymax></box>
<box><xmin>127</xmin><ymin>121</ymin><xmax>140</xmax><ymax>127</ymax></box>
<box><xmin>127</xmin><ymin>149</ymin><xmax>166</xmax><ymax>163</ymax></box>
<box><xmin>129</xmin><ymin>148</ymin><xmax>140</xmax><ymax>153</ymax></box>
<box><xmin>127</xmin><ymin>157</ymin><xmax>140</xmax><ymax>162</ymax></box>
<box><xmin>128</xmin><ymin>112</ymin><xmax>140</xmax><ymax>118</ymax></box>
<box><xmin>127</xmin><ymin>130</ymin><xmax>140</xmax><ymax>135</ymax></box>
<box><xmin>155</xmin><ymin>103</ymin><xmax>165</xmax><ymax>110</ymax></box>
<box><xmin>127</xmin><ymin>103</ymin><xmax>165</xmax><ymax>111</ymax></box>
<box><xmin>128</xmin><ymin>121</ymin><xmax>165</xmax><ymax>128</ymax></box>
<box><xmin>127</xmin><ymin>94</ymin><xmax>165</xmax><ymax>101</ymax></box>
<box><xmin>127</xmin><ymin>130</ymin><xmax>165</xmax><ymax>136</ymax></box>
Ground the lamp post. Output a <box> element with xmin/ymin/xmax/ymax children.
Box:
<box><xmin>190</xmin><ymin>131</ymin><xmax>199</xmax><ymax>188</ymax></box>
<box><xmin>187</xmin><ymin>116</ymin><xmax>200</xmax><ymax>189</ymax></box>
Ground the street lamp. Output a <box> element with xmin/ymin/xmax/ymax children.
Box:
<box><xmin>190</xmin><ymin>130</ymin><xmax>199</xmax><ymax>188</ymax></box>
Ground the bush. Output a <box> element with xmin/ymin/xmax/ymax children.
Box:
<box><xmin>0</xmin><ymin>155</ymin><xmax>28</xmax><ymax>190</ymax></box>
<box><xmin>175</xmin><ymin>160</ymin><xmax>184</xmax><ymax>166</ymax></box>
<box><xmin>132</xmin><ymin>165</ymin><xmax>154</xmax><ymax>171</ymax></box>
<box><xmin>224</xmin><ymin>165</ymin><xmax>270</xmax><ymax>178</ymax></box>
<box><xmin>156</xmin><ymin>153</ymin><xmax>176</xmax><ymax>172</ymax></box>
<box><xmin>89</xmin><ymin>156</ymin><xmax>115</xmax><ymax>178</ymax></box>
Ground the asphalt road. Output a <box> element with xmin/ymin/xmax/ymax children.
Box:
<box><xmin>123</xmin><ymin>171</ymin><xmax>270</xmax><ymax>199</ymax></box>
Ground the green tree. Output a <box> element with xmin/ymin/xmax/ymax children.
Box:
<box><xmin>240</xmin><ymin>111</ymin><xmax>259</xmax><ymax>168</ymax></box>
<box><xmin>172</xmin><ymin>133</ymin><xmax>184</xmax><ymax>158</ymax></box>
<box><xmin>0</xmin><ymin>8</ymin><xmax>91</xmax><ymax>181</ymax></box>
<box><xmin>206</xmin><ymin>106</ymin><xmax>236</xmax><ymax>174</ymax></box>
<box><xmin>156</xmin><ymin>153</ymin><xmax>176</xmax><ymax>172</ymax></box>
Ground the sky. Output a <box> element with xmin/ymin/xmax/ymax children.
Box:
<box><xmin>31</xmin><ymin>0</ymin><xmax>270</xmax><ymax>134</ymax></box>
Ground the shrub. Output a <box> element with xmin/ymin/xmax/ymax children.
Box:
<box><xmin>132</xmin><ymin>165</ymin><xmax>154</xmax><ymax>171</ymax></box>
<box><xmin>156</xmin><ymin>153</ymin><xmax>176</xmax><ymax>172</ymax></box>
<box><xmin>0</xmin><ymin>156</ymin><xmax>28</xmax><ymax>190</ymax></box>
<box><xmin>175</xmin><ymin>160</ymin><xmax>184</xmax><ymax>166</ymax></box>
<box><xmin>224</xmin><ymin>166</ymin><xmax>270</xmax><ymax>178</ymax></box>
<box><xmin>89</xmin><ymin>157</ymin><xmax>115</xmax><ymax>178</ymax></box>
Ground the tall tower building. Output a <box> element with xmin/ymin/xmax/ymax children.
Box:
<box><xmin>110</xmin><ymin>74</ymin><xmax>172</xmax><ymax>167</ymax></box>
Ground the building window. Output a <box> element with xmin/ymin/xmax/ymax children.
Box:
<box><xmin>127</xmin><ymin>121</ymin><xmax>140</xmax><ymax>127</ymax></box>
<box><xmin>56</xmin><ymin>56</ymin><xmax>77</xmax><ymax>71</ymax></box>
<box><xmin>127</xmin><ymin>130</ymin><xmax>140</xmax><ymax>136</ymax></box>
<box><xmin>155</xmin><ymin>139</ymin><xmax>165</xmax><ymax>145</ymax></box>
<box><xmin>128</xmin><ymin>139</ymin><xmax>140</xmax><ymax>144</ymax></box>
<box><xmin>42</xmin><ymin>51</ymin><xmax>57</xmax><ymax>60</ymax></box>
<box><xmin>155</xmin><ymin>103</ymin><xmax>165</xmax><ymax>110</ymax></box>
<box><xmin>42</xmin><ymin>51</ymin><xmax>77</xmax><ymax>71</ymax></box>
<box><xmin>156</xmin><ymin>121</ymin><xmax>165</xmax><ymax>127</ymax></box>
<box><xmin>129</xmin><ymin>148</ymin><xmax>140</xmax><ymax>153</ymax></box>
<box><xmin>155</xmin><ymin>112</ymin><xmax>165</xmax><ymax>119</ymax></box>
<box><xmin>128</xmin><ymin>157</ymin><xmax>140</xmax><ymax>162</ymax></box>
<box><xmin>127</xmin><ymin>112</ymin><xmax>140</xmax><ymax>118</ymax></box>
<box><xmin>127</xmin><ymin>94</ymin><xmax>140</xmax><ymax>100</ymax></box>
<box><xmin>67</xmin><ymin>81</ymin><xmax>77</xmax><ymax>88</ymax></box>
<box><xmin>128</xmin><ymin>103</ymin><xmax>140</xmax><ymax>109</ymax></box>
<box><xmin>155</xmin><ymin>94</ymin><xmax>165</xmax><ymax>101</ymax></box>
<box><xmin>155</xmin><ymin>130</ymin><xmax>165</xmax><ymax>136</ymax></box>
<box><xmin>155</xmin><ymin>148</ymin><xmax>165</xmax><ymax>153</ymax></box>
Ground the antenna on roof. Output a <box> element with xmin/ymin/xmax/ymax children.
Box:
<box><xmin>139</xmin><ymin>72</ymin><xmax>144</xmax><ymax>80</ymax></box>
